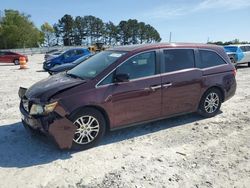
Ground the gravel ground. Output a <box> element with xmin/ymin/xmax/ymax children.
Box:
<box><xmin>0</xmin><ymin>54</ymin><xmax>249</xmax><ymax>188</ymax></box>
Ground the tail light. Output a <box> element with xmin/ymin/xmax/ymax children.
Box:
<box><xmin>233</xmin><ymin>68</ymin><xmax>237</xmax><ymax>76</ymax></box>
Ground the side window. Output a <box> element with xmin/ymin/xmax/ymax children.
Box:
<box><xmin>99</xmin><ymin>72</ymin><xmax>114</xmax><ymax>85</ymax></box>
<box><xmin>76</xmin><ymin>50</ymin><xmax>83</xmax><ymax>55</ymax></box>
<box><xmin>6</xmin><ymin>52</ymin><xmax>15</xmax><ymax>55</ymax></box>
<box><xmin>198</xmin><ymin>50</ymin><xmax>226</xmax><ymax>69</ymax></box>
<box><xmin>116</xmin><ymin>51</ymin><xmax>156</xmax><ymax>80</ymax></box>
<box><xmin>163</xmin><ymin>49</ymin><xmax>195</xmax><ymax>73</ymax></box>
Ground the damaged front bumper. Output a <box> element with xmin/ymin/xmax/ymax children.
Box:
<box><xmin>19</xmin><ymin>88</ymin><xmax>76</xmax><ymax>149</ymax></box>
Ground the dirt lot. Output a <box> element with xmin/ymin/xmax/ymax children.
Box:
<box><xmin>0</xmin><ymin>54</ymin><xmax>249</xmax><ymax>188</ymax></box>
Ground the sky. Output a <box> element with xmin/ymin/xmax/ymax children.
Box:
<box><xmin>1</xmin><ymin>0</ymin><xmax>250</xmax><ymax>43</ymax></box>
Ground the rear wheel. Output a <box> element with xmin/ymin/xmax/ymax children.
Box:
<box><xmin>198</xmin><ymin>88</ymin><xmax>222</xmax><ymax>118</ymax></box>
<box><xmin>230</xmin><ymin>58</ymin><xmax>237</xmax><ymax>68</ymax></box>
<box><xmin>70</xmin><ymin>108</ymin><xmax>106</xmax><ymax>150</ymax></box>
<box><xmin>14</xmin><ymin>59</ymin><xmax>19</xmax><ymax>65</ymax></box>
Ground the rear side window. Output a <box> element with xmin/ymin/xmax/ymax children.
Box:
<box><xmin>163</xmin><ymin>49</ymin><xmax>195</xmax><ymax>73</ymax></box>
<box><xmin>198</xmin><ymin>50</ymin><xmax>226</xmax><ymax>69</ymax></box>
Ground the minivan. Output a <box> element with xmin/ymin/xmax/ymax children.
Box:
<box><xmin>19</xmin><ymin>43</ymin><xmax>236</xmax><ymax>150</ymax></box>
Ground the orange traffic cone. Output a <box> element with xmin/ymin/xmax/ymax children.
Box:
<box><xmin>19</xmin><ymin>56</ymin><xmax>28</xmax><ymax>69</ymax></box>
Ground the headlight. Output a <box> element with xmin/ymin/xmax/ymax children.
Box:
<box><xmin>44</xmin><ymin>102</ymin><xmax>58</xmax><ymax>113</ymax></box>
<box><xmin>30</xmin><ymin>102</ymin><xmax>58</xmax><ymax>115</ymax></box>
<box><xmin>30</xmin><ymin>104</ymin><xmax>44</xmax><ymax>115</ymax></box>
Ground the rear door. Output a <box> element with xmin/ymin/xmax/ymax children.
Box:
<box><xmin>161</xmin><ymin>49</ymin><xmax>202</xmax><ymax>116</ymax></box>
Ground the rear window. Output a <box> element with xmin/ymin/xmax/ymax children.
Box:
<box><xmin>198</xmin><ymin>50</ymin><xmax>226</xmax><ymax>69</ymax></box>
<box><xmin>163</xmin><ymin>49</ymin><xmax>195</xmax><ymax>73</ymax></box>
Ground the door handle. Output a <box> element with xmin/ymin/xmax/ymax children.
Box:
<box><xmin>150</xmin><ymin>85</ymin><xmax>162</xmax><ymax>91</ymax></box>
<box><xmin>163</xmin><ymin>83</ymin><xmax>172</xmax><ymax>88</ymax></box>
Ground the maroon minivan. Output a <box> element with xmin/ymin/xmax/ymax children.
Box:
<box><xmin>19</xmin><ymin>43</ymin><xmax>236</xmax><ymax>150</ymax></box>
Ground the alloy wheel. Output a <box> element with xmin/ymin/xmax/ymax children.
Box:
<box><xmin>73</xmin><ymin>115</ymin><xmax>100</xmax><ymax>145</ymax></box>
<box><xmin>204</xmin><ymin>92</ymin><xmax>219</xmax><ymax>114</ymax></box>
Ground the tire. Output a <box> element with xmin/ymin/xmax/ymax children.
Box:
<box><xmin>198</xmin><ymin>88</ymin><xmax>222</xmax><ymax>118</ymax></box>
<box><xmin>230</xmin><ymin>58</ymin><xmax>237</xmax><ymax>69</ymax></box>
<box><xmin>14</xmin><ymin>59</ymin><xmax>19</xmax><ymax>65</ymax></box>
<box><xmin>69</xmin><ymin>108</ymin><xmax>106</xmax><ymax>150</ymax></box>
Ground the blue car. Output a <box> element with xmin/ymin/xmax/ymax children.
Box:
<box><xmin>43</xmin><ymin>48</ymin><xmax>91</xmax><ymax>71</ymax></box>
<box><xmin>224</xmin><ymin>45</ymin><xmax>250</xmax><ymax>67</ymax></box>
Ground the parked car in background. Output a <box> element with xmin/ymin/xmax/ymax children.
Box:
<box><xmin>48</xmin><ymin>53</ymin><xmax>93</xmax><ymax>75</ymax></box>
<box><xmin>44</xmin><ymin>49</ymin><xmax>61</xmax><ymax>61</ymax></box>
<box><xmin>19</xmin><ymin>43</ymin><xmax>236</xmax><ymax>150</ymax></box>
<box><xmin>43</xmin><ymin>48</ymin><xmax>91</xmax><ymax>71</ymax></box>
<box><xmin>224</xmin><ymin>44</ymin><xmax>250</xmax><ymax>67</ymax></box>
<box><xmin>0</xmin><ymin>51</ymin><xmax>28</xmax><ymax>65</ymax></box>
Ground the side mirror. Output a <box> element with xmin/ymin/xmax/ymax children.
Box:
<box><xmin>114</xmin><ymin>73</ymin><xmax>129</xmax><ymax>83</ymax></box>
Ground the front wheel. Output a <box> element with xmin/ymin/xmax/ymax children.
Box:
<box><xmin>70</xmin><ymin>108</ymin><xmax>106</xmax><ymax>150</ymax></box>
<box><xmin>14</xmin><ymin>59</ymin><xmax>19</xmax><ymax>65</ymax></box>
<box><xmin>198</xmin><ymin>88</ymin><xmax>222</xmax><ymax>118</ymax></box>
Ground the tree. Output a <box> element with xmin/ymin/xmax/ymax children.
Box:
<box><xmin>53</xmin><ymin>24</ymin><xmax>61</xmax><ymax>45</ymax></box>
<box><xmin>74</xmin><ymin>16</ymin><xmax>87</xmax><ymax>45</ymax></box>
<box><xmin>58</xmin><ymin>14</ymin><xmax>74</xmax><ymax>46</ymax></box>
<box><xmin>127</xmin><ymin>19</ymin><xmax>138</xmax><ymax>44</ymax></box>
<box><xmin>41</xmin><ymin>22</ymin><xmax>55</xmax><ymax>47</ymax></box>
<box><xmin>0</xmin><ymin>9</ymin><xmax>43</xmax><ymax>49</ymax></box>
<box><xmin>104</xmin><ymin>21</ymin><xmax>118</xmax><ymax>45</ymax></box>
<box><xmin>118</xmin><ymin>20</ymin><xmax>130</xmax><ymax>45</ymax></box>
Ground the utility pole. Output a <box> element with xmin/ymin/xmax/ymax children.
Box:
<box><xmin>169</xmin><ymin>32</ymin><xmax>172</xmax><ymax>43</ymax></box>
<box><xmin>207</xmin><ymin>37</ymin><xmax>210</xmax><ymax>43</ymax></box>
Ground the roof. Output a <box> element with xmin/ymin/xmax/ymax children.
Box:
<box><xmin>109</xmin><ymin>43</ymin><xmax>220</xmax><ymax>52</ymax></box>
<box><xmin>226</xmin><ymin>44</ymin><xmax>250</xmax><ymax>47</ymax></box>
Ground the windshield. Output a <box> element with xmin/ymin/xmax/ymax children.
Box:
<box><xmin>67</xmin><ymin>51</ymin><xmax>126</xmax><ymax>79</ymax></box>
<box><xmin>224</xmin><ymin>46</ymin><xmax>238</xmax><ymax>52</ymax></box>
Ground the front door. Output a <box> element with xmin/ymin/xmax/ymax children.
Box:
<box><xmin>161</xmin><ymin>49</ymin><xmax>202</xmax><ymax>116</ymax></box>
<box><xmin>100</xmin><ymin>51</ymin><xmax>162</xmax><ymax>128</ymax></box>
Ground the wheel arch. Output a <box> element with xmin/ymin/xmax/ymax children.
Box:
<box><xmin>69</xmin><ymin>105</ymin><xmax>111</xmax><ymax>130</ymax></box>
<box><xmin>202</xmin><ymin>86</ymin><xmax>225</xmax><ymax>102</ymax></box>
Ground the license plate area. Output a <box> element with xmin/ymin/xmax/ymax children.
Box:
<box><xmin>21</xmin><ymin>113</ymin><xmax>40</xmax><ymax>129</ymax></box>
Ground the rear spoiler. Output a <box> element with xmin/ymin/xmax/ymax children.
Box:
<box><xmin>18</xmin><ymin>87</ymin><xmax>27</xmax><ymax>99</ymax></box>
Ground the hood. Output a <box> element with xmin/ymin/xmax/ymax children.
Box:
<box><xmin>25</xmin><ymin>73</ymin><xmax>86</xmax><ymax>102</ymax></box>
<box><xmin>50</xmin><ymin>63</ymin><xmax>75</xmax><ymax>72</ymax></box>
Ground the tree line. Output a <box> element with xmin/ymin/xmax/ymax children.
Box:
<box><xmin>208</xmin><ymin>39</ymin><xmax>250</xmax><ymax>46</ymax></box>
<box><xmin>0</xmin><ymin>9</ymin><xmax>161</xmax><ymax>49</ymax></box>
<box><xmin>46</xmin><ymin>14</ymin><xmax>161</xmax><ymax>46</ymax></box>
